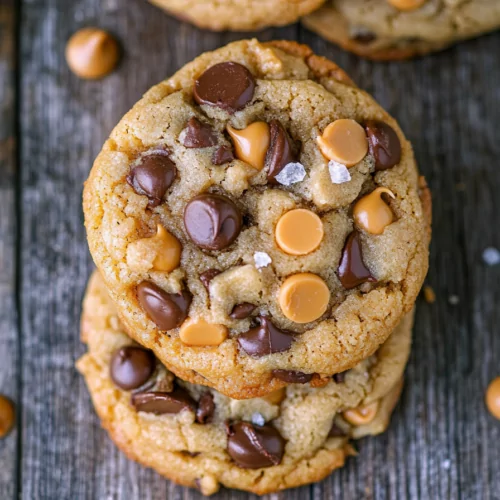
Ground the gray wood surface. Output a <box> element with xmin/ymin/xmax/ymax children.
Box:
<box><xmin>1</xmin><ymin>0</ymin><xmax>499</xmax><ymax>498</ymax></box>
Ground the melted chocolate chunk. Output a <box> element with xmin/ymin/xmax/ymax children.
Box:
<box><xmin>212</xmin><ymin>145</ymin><xmax>234</xmax><ymax>165</ymax></box>
<box><xmin>338</xmin><ymin>231</ymin><xmax>376</xmax><ymax>290</ymax></box>
<box><xmin>136</xmin><ymin>281</ymin><xmax>192</xmax><ymax>330</ymax></box>
<box><xmin>265</xmin><ymin>120</ymin><xmax>296</xmax><ymax>184</ymax></box>
<box><xmin>110</xmin><ymin>346</ymin><xmax>156</xmax><ymax>391</ymax></box>
<box><xmin>131</xmin><ymin>387</ymin><xmax>196</xmax><ymax>415</ymax></box>
<box><xmin>237</xmin><ymin>316</ymin><xmax>295</xmax><ymax>357</ymax></box>
<box><xmin>230</xmin><ymin>303</ymin><xmax>256</xmax><ymax>320</ymax></box>
<box><xmin>272</xmin><ymin>370</ymin><xmax>313</xmax><ymax>384</ymax></box>
<box><xmin>226</xmin><ymin>421</ymin><xmax>285</xmax><ymax>469</ymax></box>
<box><xmin>127</xmin><ymin>153</ymin><xmax>177</xmax><ymax>207</ymax></box>
<box><xmin>182</xmin><ymin>117</ymin><xmax>218</xmax><ymax>148</ymax></box>
<box><xmin>333</xmin><ymin>371</ymin><xmax>347</xmax><ymax>384</ymax></box>
<box><xmin>365</xmin><ymin>120</ymin><xmax>402</xmax><ymax>171</ymax></box>
<box><xmin>194</xmin><ymin>62</ymin><xmax>255</xmax><ymax>113</ymax></box>
<box><xmin>184</xmin><ymin>194</ymin><xmax>242</xmax><ymax>250</ymax></box>
<box><xmin>199</xmin><ymin>269</ymin><xmax>222</xmax><ymax>290</ymax></box>
<box><xmin>196</xmin><ymin>392</ymin><xmax>215</xmax><ymax>424</ymax></box>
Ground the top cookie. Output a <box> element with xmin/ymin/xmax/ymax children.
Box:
<box><xmin>83</xmin><ymin>39</ymin><xmax>430</xmax><ymax>399</ymax></box>
<box><xmin>303</xmin><ymin>0</ymin><xmax>500</xmax><ymax>60</ymax></box>
<box><xmin>149</xmin><ymin>0</ymin><xmax>326</xmax><ymax>32</ymax></box>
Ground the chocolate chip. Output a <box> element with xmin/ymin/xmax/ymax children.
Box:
<box><xmin>194</xmin><ymin>62</ymin><xmax>255</xmax><ymax>113</ymax></box>
<box><xmin>196</xmin><ymin>392</ymin><xmax>215</xmax><ymax>424</ymax></box>
<box><xmin>266</xmin><ymin>120</ymin><xmax>296</xmax><ymax>184</ymax></box>
<box><xmin>110</xmin><ymin>346</ymin><xmax>156</xmax><ymax>391</ymax></box>
<box><xmin>338</xmin><ymin>231</ymin><xmax>376</xmax><ymax>290</ymax></box>
<box><xmin>136</xmin><ymin>281</ymin><xmax>192</xmax><ymax>330</ymax></box>
<box><xmin>272</xmin><ymin>370</ymin><xmax>313</xmax><ymax>384</ymax></box>
<box><xmin>365</xmin><ymin>120</ymin><xmax>401</xmax><ymax>171</ymax></box>
<box><xmin>212</xmin><ymin>145</ymin><xmax>234</xmax><ymax>165</ymax></box>
<box><xmin>199</xmin><ymin>269</ymin><xmax>221</xmax><ymax>290</ymax></box>
<box><xmin>230</xmin><ymin>303</ymin><xmax>256</xmax><ymax>320</ymax></box>
<box><xmin>226</xmin><ymin>421</ymin><xmax>285</xmax><ymax>469</ymax></box>
<box><xmin>182</xmin><ymin>117</ymin><xmax>218</xmax><ymax>148</ymax></box>
<box><xmin>131</xmin><ymin>387</ymin><xmax>196</xmax><ymax>415</ymax></box>
<box><xmin>237</xmin><ymin>316</ymin><xmax>295</xmax><ymax>357</ymax></box>
<box><xmin>184</xmin><ymin>194</ymin><xmax>242</xmax><ymax>250</ymax></box>
<box><xmin>127</xmin><ymin>153</ymin><xmax>177</xmax><ymax>207</ymax></box>
<box><xmin>328</xmin><ymin>421</ymin><xmax>346</xmax><ymax>437</ymax></box>
<box><xmin>333</xmin><ymin>371</ymin><xmax>347</xmax><ymax>384</ymax></box>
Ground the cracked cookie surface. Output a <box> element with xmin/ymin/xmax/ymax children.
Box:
<box><xmin>83</xmin><ymin>39</ymin><xmax>430</xmax><ymax>399</ymax></box>
<box><xmin>303</xmin><ymin>0</ymin><xmax>500</xmax><ymax>60</ymax></box>
<box><xmin>77</xmin><ymin>272</ymin><xmax>412</xmax><ymax>495</ymax></box>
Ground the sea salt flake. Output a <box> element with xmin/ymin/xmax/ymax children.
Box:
<box><xmin>482</xmin><ymin>247</ymin><xmax>500</xmax><ymax>266</ymax></box>
<box><xmin>251</xmin><ymin>413</ymin><xmax>266</xmax><ymax>426</ymax></box>
<box><xmin>254</xmin><ymin>252</ymin><xmax>272</xmax><ymax>269</ymax></box>
<box><xmin>275</xmin><ymin>162</ymin><xmax>306</xmax><ymax>186</ymax></box>
<box><xmin>442</xmin><ymin>459</ymin><xmax>451</xmax><ymax>470</ymax></box>
<box><xmin>328</xmin><ymin>161</ymin><xmax>351</xmax><ymax>184</ymax></box>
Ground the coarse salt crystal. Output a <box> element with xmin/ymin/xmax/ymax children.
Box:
<box><xmin>251</xmin><ymin>413</ymin><xmax>266</xmax><ymax>426</ymax></box>
<box><xmin>328</xmin><ymin>160</ymin><xmax>351</xmax><ymax>184</ymax></box>
<box><xmin>275</xmin><ymin>162</ymin><xmax>306</xmax><ymax>186</ymax></box>
<box><xmin>482</xmin><ymin>247</ymin><xmax>500</xmax><ymax>266</ymax></box>
<box><xmin>254</xmin><ymin>252</ymin><xmax>272</xmax><ymax>269</ymax></box>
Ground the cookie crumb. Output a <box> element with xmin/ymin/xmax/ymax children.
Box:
<box><xmin>442</xmin><ymin>459</ymin><xmax>451</xmax><ymax>470</ymax></box>
<box><xmin>254</xmin><ymin>252</ymin><xmax>272</xmax><ymax>269</ymax></box>
<box><xmin>275</xmin><ymin>162</ymin><xmax>306</xmax><ymax>186</ymax></box>
<box><xmin>328</xmin><ymin>160</ymin><xmax>351</xmax><ymax>184</ymax></box>
<box><xmin>251</xmin><ymin>412</ymin><xmax>266</xmax><ymax>426</ymax></box>
<box><xmin>448</xmin><ymin>295</ymin><xmax>460</xmax><ymax>306</ymax></box>
<box><xmin>482</xmin><ymin>247</ymin><xmax>500</xmax><ymax>266</ymax></box>
<box><xmin>423</xmin><ymin>285</ymin><xmax>436</xmax><ymax>304</ymax></box>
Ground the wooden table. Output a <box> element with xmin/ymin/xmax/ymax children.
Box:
<box><xmin>1</xmin><ymin>1</ymin><xmax>499</xmax><ymax>498</ymax></box>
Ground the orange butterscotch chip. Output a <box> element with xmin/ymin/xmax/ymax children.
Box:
<box><xmin>343</xmin><ymin>400</ymin><xmax>379</xmax><ymax>426</ymax></box>
<box><xmin>0</xmin><ymin>395</ymin><xmax>15</xmax><ymax>438</ymax></box>
<box><xmin>317</xmin><ymin>119</ymin><xmax>368</xmax><ymax>167</ymax></box>
<box><xmin>227</xmin><ymin>122</ymin><xmax>270</xmax><ymax>171</ymax></box>
<box><xmin>387</xmin><ymin>0</ymin><xmax>427</xmax><ymax>11</ymax></box>
<box><xmin>262</xmin><ymin>388</ymin><xmax>287</xmax><ymax>405</ymax></box>
<box><xmin>275</xmin><ymin>209</ymin><xmax>324</xmax><ymax>256</ymax></box>
<box><xmin>353</xmin><ymin>187</ymin><xmax>396</xmax><ymax>235</ymax></box>
<box><xmin>179</xmin><ymin>318</ymin><xmax>228</xmax><ymax>346</ymax></box>
<box><xmin>486</xmin><ymin>377</ymin><xmax>500</xmax><ymax>420</ymax></box>
<box><xmin>278</xmin><ymin>273</ymin><xmax>330</xmax><ymax>324</ymax></box>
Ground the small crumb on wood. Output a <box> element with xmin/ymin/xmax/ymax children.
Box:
<box><xmin>482</xmin><ymin>247</ymin><xmax>500</xmax><ymax>266</ymax></box>
<box><xmin>423</xmin><ymin>285</ymin><xmax>436</xmax><ymax>304</ymax></box>
<box><xmin>448</xmin><ymin>295</ymin><xmax>460</xmax><ymax>305</ymax></box>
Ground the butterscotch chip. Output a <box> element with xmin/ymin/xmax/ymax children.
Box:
<box><xmin>275</xmin><ymin>209</ymin><xmax>324</xmax><ymax>255</ymax></box>
<box><xmin>423</xmin><ymin>285</ymin><xmax>436</xmax><ymax>304</ymax></box>
<box><xmin>227</xmin><ymin>122</ymin><xmax>270</xmax><ymax>171</ymax></box>
<box><xmin>65</xmin><ymin>28</ymin><xmax>119</xmax><ymax>80</ymax></box>
<box><xmin>179</xmin><ymin>318</ymin><xmax>228</xmax><ymax>346</ymax></box>
<box><xmin>343</xmin><ymin>400</ymin><xmax>379</xmax><ymax>426</ymax></box>
<box><xmin>486</xmin><ymin>377</ymin><xmax>500</xmax><ymax>420</ymax></box>
<box><xmin>317</xmin><ymin>119</ymin><xmax>368</xmax><ymax>167</ymax></box>
<box><xmin>387</xmin><ymin>0</ymin><xmax>427</xmax><ymax>11</ymax></box>
<box><xmin>353</xmin><ymin>187</ymin><xmax>395</xmax><ymax>235</ymax></box>
<box><xmin>262</xmin><ymin>388</ymin><xmax>286</xmax><ymax>405</ymax></box>
<box><xmin>0</xmin><ymin>395</ymin><xmax>15</xmax><ymax>438</ymax></box>
<box><xmin>278</xmin><ymin>273</ymin><xmax>330</xmax><ymax>323</ymax></box>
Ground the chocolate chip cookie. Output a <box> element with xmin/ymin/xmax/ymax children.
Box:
<box><xmin>303</xmin><ymin>0</ymin><xmax>500</xmax><ymax>60</ymax></box>
<box><xmin>149</xmin><ymin>0</ymin><xmax>326</xmax><ymax>31</ymax></box>
<box><xmin>83</xmin><ymin>39</ymin><xmax>430</xmax><ymax>399</ymax></box>
<box><xmin>77</xmin><ymin>272</ymin><xmax>412</xmax><ymax>495</ymax></box>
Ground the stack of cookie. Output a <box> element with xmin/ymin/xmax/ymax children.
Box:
<box><xmin>78</xmin><ymin>39</ymin><xmax>431</xmax><ymax>495</ymax></box>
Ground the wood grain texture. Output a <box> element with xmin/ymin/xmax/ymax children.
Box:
<box><xmin>10</xmin><ymin>0</ymin><xmax>500</xmax><ymax>498</ymax></box>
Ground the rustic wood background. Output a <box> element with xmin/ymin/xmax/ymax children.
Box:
<box><xmin>1</xmin><ymin>0</ymin><xmax>499</xmax><ymax>498</ymax></box>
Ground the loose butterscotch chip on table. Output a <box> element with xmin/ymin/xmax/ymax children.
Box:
<box><xmin>0</xmin><ymin>395</ymin><xmax>15</xmax><ymax>438</ymax></box>
<box><xmin>486</xmin><ymin>377</ymin><xmax>500</xmax><ymax>420</ymax></box>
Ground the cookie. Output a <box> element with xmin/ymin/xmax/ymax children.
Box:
<box><xmin>83</xmin><ymin>39</ymin><xmax>430</xmax><ymax>399</ymax></box>
<box><xmin>303</xmin><ymin>0</ymin><xmax>500</xmax><ymax>60</ymax></box>
<box><xmin>148</xmin><ymin>0</ymin><xmax>326</xmax><ymax>32</ymax></box>
<box><xmin>77</xmin><ymin>272</ymin><xmax>412</xmax><ymax>495</ymax></box>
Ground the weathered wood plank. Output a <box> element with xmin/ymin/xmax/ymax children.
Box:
<box><xmin>0</xmin><ymin>1</ymin><xmax>19</xmax><ymax>498</ymax></box>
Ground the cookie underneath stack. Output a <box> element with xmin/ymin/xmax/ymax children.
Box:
<box><xmin>80</xmin><ymin>40</ymin><xmax>431</xmax><ymax>493</ymax></box>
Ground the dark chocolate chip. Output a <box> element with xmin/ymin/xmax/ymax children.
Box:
<box><xmin>199</xmin><ymin>269</ymin><xmax>222</xmax><ymax>290</ymax></box>
<box><xmin>131</xmin><ymin>387</ymin><xmax>196</xmax><ymax>415</ymax></box>
<box><xmin>182</xmin><ymin>117</ymin><xmax>218</xmax><ymax>148</ymax></box>
<box><xmin>272</xmin><ymin>370</ymin><xmax>313</xmax><ymax>384</ymax></box>
<box><xmin>194</xmin><ymin>62</ymin><xmax>255</xmax><ymax>113</ymax></box>
<box><xmin>265</xmin><ymin>120</ymin><xmax>296</xmax><ymax>184</ymax></box>
<box><xmin>110</xmin><ymin>346</ymin><xmax>156</xmax><ymax>391</ymax></box>
<box><xmin>230</xmin><ymin>303</ymin><xmax>256</xmax><ymax>320</ymax></box>
<box><xmin>328</xmin><ymin>421</ymin><xmax>346</xmax><ymax>437</ymax></box>
<box><xmin>226</xmin><ymin>421</ymin><xmax>285</xmax><ymax>469</ymax></box>
<box><xmin>127</xmin><ymin>153</ymin><xmax>177</xmax><ymax>207</ymax></box>
<box><xmin>184</xmin><ymin>194</ymin><xmax>242</xmax><ymax>250</ymax></box>
<box><xmin>212</xmin><ymin>145</ymin><xmax>234</xmax><ymax>165</ymax></box>
<box><xmin>238</xmin><ymin>316</ymin><xmax>295</xmax><ymax>357</ymax></box>
<box><xmin>338</xmin><ymin>231</ymin><xmax>376</xmax><ymax>290</ymax></box>
<box><xmin>365</xmin><ymin>120</ymin><xmax>402</xmax><ymax>171</ymax></box>
<box><xmin>136</xmin><ymin>281</ymin><xmax>192</xmax><ymax>330</ymax></box>
<box><xmin>333</xmin><ymin>371</ymin><xmax>347</xmax><ymax>384</ymax></box>
<box><xmin>196</xmin><ymin>392</ymin><xmax>215</xmax><ymax>424</ymax></box>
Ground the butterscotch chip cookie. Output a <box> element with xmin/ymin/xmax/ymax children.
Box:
<box><xmin>148</xmin><ymin>0</ymin><xmax>326</xmax><ymax>31</ymax></box>
<box><xmin>303</xmin><ymin>0</ymin><xmax>500</xmax><ymax>60</ymax></box>
<box><xmin>77</xmin><ymin>272</ymin><xmax>412</xmax><ymax>495</ymax></box>
<box><xmin>83</xmin><ymin>39</ymin><xmax>430</xmax><ymax>399</ymax></box>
